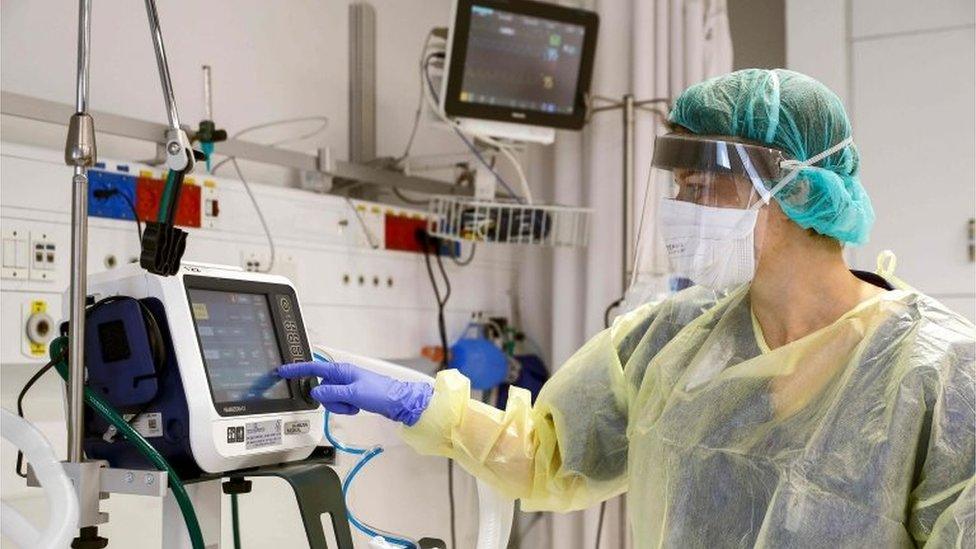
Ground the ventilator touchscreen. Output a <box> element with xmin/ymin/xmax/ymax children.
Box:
<box><xmin>188</xmin><ymin>289</ymin><xmax>291</xmax><ymax>403</ymax></box>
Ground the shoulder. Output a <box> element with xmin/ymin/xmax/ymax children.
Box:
<box><xmin>880</xmin><ymin>291</ymin><xmax>974</xmax><ymax>401</ymax></box>
<box><xmin>888</xmin><ymin>291</ymin><xmax>974</xmax><ymax>363</ymax></box>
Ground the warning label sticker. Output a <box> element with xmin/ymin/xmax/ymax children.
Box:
<box><xmin>245</xmin><ymin>419</ymin><xmax>281</xmax><ymax>450</ymax></box>
<box><xmin>123</xmin><ymin>412</ymin><xmax>163</xmax><ymax>438</ymax></box>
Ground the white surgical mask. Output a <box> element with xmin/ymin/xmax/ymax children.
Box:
<box><xmin>659</xmin><ymin>198</ymin><xmax>760</xmax><ymax>290</ymax></box>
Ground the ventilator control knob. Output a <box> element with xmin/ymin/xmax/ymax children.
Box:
<box><xmin>299</xmin><ymin>377</ymin><xmax>317</xmax><ymax>405</ymax></box>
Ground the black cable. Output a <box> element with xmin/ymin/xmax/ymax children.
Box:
<box><xmin>118</xmin><ymin>191</ymin><xmax>143</xmax><ymax>242</ymax></box>
<box><xmin>419</xmin><ymin>233</ymin><xmax>456</xmax><ymax>547</ymax></box>
<box><xmin>515</xmin><ymin>512</ymin><xmax>544</xmax><ymax>546</ymax></box>
<box><xmin>604</xmin><ymin>298</ymin><xmax>624</xmax><ymax>329</ymax></box>
<box><xmin>447</xmin><ymin>460</ymin><xmax>457</xmax><ymax>549</ymax></box>
<box><xmin>450</xmin><ymin>243</ymin><xmax>476</xmax><ymax>267</ymax></box>
<box><xmin>434</xmin><ymin>248</ymin><xmax>452</xmax><ymax>302</ymax></box>
<box><xmin>92</xmin><ymin>187</ymin><xmax>142</xmax><ymax>244</ymax></box>
<box><xmin>433</xmin><ymin>246</ymin><xmax>457</xmax><ymax>549</ymax></box>
<box><xmin>420</xmin><ymin>234</ymin><xmax>451</xmax><ymax>370</ymax></box>
<box><xmin>594</xmin><ymin>501</ymin><xmax>607</xmax><ymax>549</ymax></box>
<box><xmin>15</xmin><ymin>355</ymin><xmax>60</xmax><ymax>478</ymax></box>
<box><xmin>434</xmin><ymin>250</ymin><xmax>451</xmax><ymax>369</ymax></box>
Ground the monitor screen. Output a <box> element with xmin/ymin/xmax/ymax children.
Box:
<box><xmin>188</xmin><ymin>289</ymin><xmax>291</xmax><ymax>404</ymax></box>
<box><xmin>443</xmin><ymin>0</ymin><xmax>598</xmax><ymax>131</ymax></box>
<box><xmin>459</xmin><ymin>5</ymin><xmax>586</xmax><ymax>115</ymax></box>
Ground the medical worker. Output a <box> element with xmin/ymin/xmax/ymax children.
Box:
<box><xmin>280</xmin><ymin>69</ymin><xmax>975</xmax><ymax>547</ymax></box>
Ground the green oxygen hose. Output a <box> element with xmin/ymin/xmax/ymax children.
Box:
<box><xmin>158</xmin><ymin>170</ymin><xmax>178</xmax><ymax>223</ymax></box>
<box><xmin>49</xmin><ymin>337</ymin><xmax>205</xmax><ymax>549</ymax></box>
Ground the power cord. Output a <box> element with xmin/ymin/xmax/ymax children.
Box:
<box><xmin>603</xmin><ymin>298</ymin><xmax>624</xmax><ymax>329</ymax></box>
<box><xmin>418</xmin><ymin>232</ymin><xmax>457</xmax><ymax>548</ymax></box>
<box><xmin>514</xmin><ymin>512</ymin><xmax>544</xmax><ymax>547</ymax></box>
<box><xmin>595</xmin><ymin>501</ymin><xmax>606</xmax><ymax>549</ymax></box>
<box><xmin>14</xmin><ymin>353</ymin><xmax>61</xmax><ymax>478</ymax></box>
<box><xmin>92</xmin><ymin>187</ymin><xmax>143</xmax><ymax>242</ymax></box>
<box><xmin>420</xmin><ymin>233</ymin><xmax>452</xmax><ymax>372</ymax></box>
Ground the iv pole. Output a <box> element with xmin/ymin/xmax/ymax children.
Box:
<box><xmin>61</xmin><ymin>0</ymin><xmax>196</xmax><ymax>545</ymax></box>
<box><xmin>587</xmin><ymin>94</ymin><xmax>670</xmax><ymax>293</ymax></box>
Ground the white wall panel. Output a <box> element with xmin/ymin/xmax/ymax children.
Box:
<box><xmin>0</xmin><ymin>143</ymin><xmax>513</xmax><ymax>548</ymax></box>
<box><xmin>788</xmin><ymin>0</ymin><xmax>976</xmax><ymax>322</ymax></box>
<box><xmin>851</xmin><ymin>28</ymin><xmax>975</xmax><ymax>312</ymax></box>
<box><xmin>851</xmin><ymin>0</ymin><xmax>974</xmax><ymax>38</ymax></box>
<box><xmin>785</xmin><ymin>0</ymin><xmax>850</xmax><ymax>107</ymax></box>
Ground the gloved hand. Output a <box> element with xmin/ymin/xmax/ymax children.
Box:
<box><xmin>276</xmin><ymin>362</ymin><xmax>433</xmax><ymax>426</ymax></box>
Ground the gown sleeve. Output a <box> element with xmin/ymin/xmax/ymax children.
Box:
<box><xmin>400</xmin><ymin>301</ymin><xmax>663</xmax><ymax>512</ymax></box>
<box><xmin>908</xmin><ymin>331</ymin><xmax>976</xmax><ymax>547</ymax></box>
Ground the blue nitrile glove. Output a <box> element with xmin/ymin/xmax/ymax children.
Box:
<box><xmin>276</xmin><ymin>362</ymin><xmax>433</xmax><ymax>426</ymax></box>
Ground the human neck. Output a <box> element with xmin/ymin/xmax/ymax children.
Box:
<box><xmin>750</xmin><ymin>240</ymin><xmax>881</xmax><ymax>349</ymax></box>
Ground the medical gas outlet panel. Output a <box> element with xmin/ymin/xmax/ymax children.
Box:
<box><xmin>1</xmin><ymin>143</ymin><xmax>500</xmax><ymax>367</ymax></box>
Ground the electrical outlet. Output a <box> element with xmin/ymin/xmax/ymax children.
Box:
<box><xmin>30</xmin><ymin>232</ymin><xmax>57</xmax><ymax>282</ymax></box>
<box><xmin>88</xmin><ymin>169</ymin><xmax>138</xmax><ymax>221</ymax></box>
<box><xmin>201</xmin><ymin>180</ymin><xmax>219</xmax><ymax>230</ymax></box>
<box><xmin>241</xmin><ymin>250</ymin><xmax>270</xmax><ymax>273</ymax></box>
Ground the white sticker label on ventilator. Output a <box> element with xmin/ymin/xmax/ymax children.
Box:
<box><xmin>245</xmin><ymin>419</ymin><xmax>282</xmax><ymax>449</ymax></box>
<box><xmin>284</xmin><ymin>420</ymin><xmax>310</xmax><ymax>435</ymax></box>
<box><xmin>123</xmin><ymin>413</ymin><xmax>163</xmax><ymax>438</ymax></box>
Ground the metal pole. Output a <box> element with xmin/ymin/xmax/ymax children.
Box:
<box><xmin>143</xmin><ymin>0</ymin><xmax>181</xmax><ymax>129</ymax></box>
<box><xmin>202</xmin><ymin>65</ymin><xmax>213</xmax><ymax>121</ymax></box>
<box><xmin>66</xmin><ymin>0</ymin><xmax>95</xmax><ymax>464</ymax></box>
<box><xmin>74</xmin><ymin>0</ymin><xmax>91</xmax><ymax>113</ymax></box>
<box><xmin>622</xmin><ymin>94</ymin><xmax>635</xmax><ymax>292</ymax></box>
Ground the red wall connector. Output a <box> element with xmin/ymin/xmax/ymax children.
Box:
<box><xmin>384</xmin><ymin>214</ymin><xmax>428</xmax><ymax>253</ymax></box>
<box><xmin>136</xmin><ymin>176</ymin><xmax>202</xmax><ymax>228</ymax></box>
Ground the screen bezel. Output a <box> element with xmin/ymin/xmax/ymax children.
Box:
<box><xmin>443</xmin><ymin>0</ymin><xmax>599</xmax><ymax>130</ymax></box>
<box><xmin>183</xmin><ymin>275</ymin><xmax>317</xmax><ymax>417</ymax></box>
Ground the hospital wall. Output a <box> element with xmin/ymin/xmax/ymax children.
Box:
<box><xmin>0</xmin><ymin>1</ymin><xmax>553</xmax><ymax>547</ymax></box>
<box><xmin>786</xmin><ymin>0</ymin><xmax>976</xmax><ymax>321</ymax></box>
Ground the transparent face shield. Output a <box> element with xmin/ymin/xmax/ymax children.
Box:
<box><xmin>625</xmin><ymin>133</ymin><xmax>792</xmax><ymax>304</ymax></box>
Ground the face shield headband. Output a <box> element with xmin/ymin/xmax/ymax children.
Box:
<box><xmin>651</xmin><ymin>133</ymin><xmax>855</xmax><ymax>207</ymax></box>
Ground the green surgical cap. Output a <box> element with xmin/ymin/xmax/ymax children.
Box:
<box><xmin>670</xmin><ymin>68</ymin><xmax>874</xmax><ymax>245</ymax></box>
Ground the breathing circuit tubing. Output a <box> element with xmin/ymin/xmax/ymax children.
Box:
<box><xmin>314</xmin><ymin>353</ymin><xmax>418</xmax><ymax>548</ymax></box>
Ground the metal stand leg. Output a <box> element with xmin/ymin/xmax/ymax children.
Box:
<box><xmin>243</xmin><ymin>463</ymin><xmax>354</xmax><ymax>549</ymax></box>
